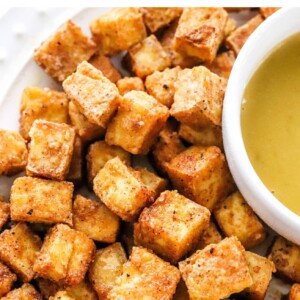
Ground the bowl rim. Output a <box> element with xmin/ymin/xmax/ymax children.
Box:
<box><xmin>222</xmin><ymin>7</ymin><xmax>300</xmax><ymax>245</ymax></box>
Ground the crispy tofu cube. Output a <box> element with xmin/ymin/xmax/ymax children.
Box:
<box><xmin>170</xmin><ymin>66</ymin><xmax>227</xmax><ymax>128</ymax></box>
<box><xmin>0</xmin><ymin>196</ymin><xmax>9</xmax><ymax>230</ymax></box>
<box><xmin>20</xmin><ymin>86</ymin><xmax>69</xmax><ymax>140</ymax></box>
<box><xmin>244</xmin><ymin>251</ymin><xmax>275</xmax><ymax>300</ymax></box>
<box><xmin>140</xmin><ymin>8</ymin><xmax>182</xmax><ymax>32</ymax></box>
<box><xmin>224</xmin><ymin>17</ymin><xmax>237</xmax><ymax>37</ymax></box>
<box><xmin>26</xmin><ymin>120</ymin><xmax>76</xmax><ymax>180</ymax></box>
<box><xmin>106</xmin><ymin>91</ymin><xmax>169</xmax><ymax>155</ymax></box>
<box><xmin>0</xmin><ymin>223</ymin><xmax>42</xmax><ymax>282</ymax></box>
<box><xmin>108</xmin><ymin>246</ymin><xmax>180</xmax><ymax>300</ymax></box>
<box><xmin>0</xmin><ymin>262</ymin><xmax>17</xmax><ymax>298</ymax></box>
<box><xmin>65</xmin><ymin>279</ymin><xmax>98</xmax><ymax>300</ymax></box>
<box><xmin>174</xmin><ymin>8</ymin><xmax>228</xmax><ymax>62</ymax></box>
<box><xmin>260</xmin><ymin>7</ymin><xmax>280</xmax><ymax>18</ymax></box>
<box><xmin>89</xmin><ymin>243</ymin><xmax>127</xmax><ymax>299</ymax></box>
<box><xmin>89</xmin><ymin>53</ymin><xmax>121</xmax><ymax>83</ymax></box>
<box><xmin>93</xmin><ymin>157</ymin><xmax>154</xmax><ymax>222</ymax></box>
<box><xmin>68</xmin><ymin>101</ymin><xmax>105</xmax><ymax>142</ymax></box>
<box><xmin>33</xmin><ymin>224</ymin><xmax>95</xmax><ymax>285</ymax></box>
<box><xmin>226</xmin><ymin>15</ymin><xmax>264</xmax><ymax>55</ymax></box>
<box><xmin>165</xmin><ymin>146</ymin><xmax>234</xmax><ymax>211</ymax></box>
<box><xmin>73</xmin><ymin>195</ymin><xmax>120</xmax><ymax>243</ymax></box>
<box><xmin>127</xmin><ymin>35</ymin><xmax>171</xmax><ymax>78</ymax></box>
<box><xmin>1</xmin><ymin>283</ymin><xmax>42</xmax><ymax>300</ymax></box>
<box><xmin>50</xmin><ymin>291</ymin><xmax>74</xmax><ymax>300</ymax></box>
<box><xmin>10</xmin><ymin>176</ymin><xmax>73</xmax><ymax>225</ymax></box>
<box><xmin>268</xmin><ymin>236</ymin><xmax>300</xmax><ymax>282</ymax></box>
<box><xmin>86</xmin><ymin>140</ymin><xmax>131</xmax><ymax>187</ymax></box>
<box><xmin>63</xmin><ymin>61</ymin><xmax>120</xmax><ymax>128</ymax></box>
<box><xmin>145</xmin><ymin>67</ymin><xmax>181</xmax><ymax>108</ymax></box>
<box><xmin>0</xmin><ymin>130</ymin><xmax>28</xmax><ymax>176</ymax></box>
<box><xmin>179</xmin><ymin>123</ymin><xmax>223</xmax><ymax>148</ymax></box>
<box><xmin>179</xmin><ymin>237</ymin><xmax>253</xmax><ymax>300</ymax></box>
<box><xmin>90</xmin><ymin>8</ymin><xmax>146</xmax><ymax>56</ymax></box>
<box><xmin>117</xmin><ymin>77</ymin><xmax>144</xmax><ymax>96</ymax></box>
<box><xmin>134</xmin><ymin>190</ymin><xmax>210</xmax><ymax>263</ymax></box>
<box><xmin>290</xmin><ymin>284</ymin><xmax>300</xmax><ymax>300</ymax></box>
<box><xmin>66</xmin><ymin>136</ymin><xmax>83</xmax><ymax>184</ymax></box>
<box><xmin>214</xmin><ymin>191</ymin><xmax>266</xmax><ymax>249</ymax></box>
<box><xmin>34</xmin><ymin>20</ymin><xmax>96</xmax><ymax>82</ymax></box>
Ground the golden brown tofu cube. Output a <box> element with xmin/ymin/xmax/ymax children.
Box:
<box><xmin>93</xmin><ymin>157</ymin><xmax>154</xmax><ymax>222</ymax></box>
<box><xmin>260</xmin><ymin>7</ymin><xmax>280</xmax><ymax>18</ymax></box>
<box><xmin>268</xmin><ymin>236</ymin><xmax>300</xmax><ymax>282</ymax></box>
<box><xmin>33</xmin><ymin>224</ymin><xmax>95</xmax><ymax>285</ymax></box>
<box><xmin>226</xmin><ymin>15</ymin><xmax>264</xmax><ymax>55</ymax></box>
<box><xmin>66</xmin><ymin>136</ymin><xmax>83</xmax><ymax>184</ymax></box>
<box><xmin>10</xmin><ymin>176</ymin><xmax>73</xmax><ymax>225</ymax></box>
<box><xmin>20</xmin><ymin>86</ymin><xmax>69</xmax><ymax>140</ymax></box>
<box><xmin>214</xmin><ymin>191</ymin><xmax>266</xmax><ymax>249</ymax></box>
<box><xmin>1</xmin><ymin>283</ymin><xmax>42</xmax><ymax>300</ymax></box>
<box><xmin>108</xmin><ymin>246</ymin><xmax>180</xmax><ymax>300</ymax></box>
<box><xmin>117</xmin><ymin>77</ymin><xmax>144</xmax><ymax>96</ymax></box>
<box><xmin>134</xmin><ymin>190</ymin><xmax>210</xmax><ymax>263</ymax></box>
<box><xmin>26</xmin><ymin>120</ymin><xmax>76</xmax><ymax>181</ymax></box>
<box><xmin>50</xmin><ymin>291</ymin><xmax>74</xmax><ymax>300</ymax></box>
<box><xmin>89</xmin><ymin>243</ymin><xmax>127</xmax><ymax>299</ymax></box>
<box><xmin>244</xmin><ymin>251</ymin><xmax>275</xmax><ymax>300</ymax></box>
<box><xmin>145</xmin><ymin>67</ymin><xmax>181</xmax><ymax>108</ymax></box>
<box><xmin>179</xmin><ymin>237</ymin><xmax>253</xmax><ymax>300</ymax></box>
<box><xmin>0</xmin><ymin>196</ymin><xmax>9</xmax><ymax>230</ymax></box>
<box><xmin>174</xmin><ymin>8</ymin><xmax>228</xmax><ymax>62</ymax></box>
<box><xmin>68</xmin><ymin>101</ymin><xmax>105</xmax><ymax>142</ymax></box>
<box><xmin>0</xmin><ymin>130</ymin><xmax>28</xmax><ymax>176</ymax></box>
<box><xmin>66</xmin><ymin>279</ymin><xmax>98</xmax><ymax>300</ymax></box>
<box><xmin>0</xmin><ymin>223</ymin><xmax>42</xmax><ymax>282</ymax></box>
<box><xmin>73</xmin><ymin>195</ymin><xmax>120</xmax><ymax>243</ymax></box>
<box><xmin>0</xmin><ymin>262</ymin><xmax>17</xmax><ymax>298</ymax></box>
<box><xmin>89</xmin><ymin>53</ymin><xmax>121</xmax><ymax>83</ymax></box>
<box><xmin>165</xmin><ymin>146</ymin><xmax>234</xmax><ymax>211</ymax></box>
<box><xmin>86</xmin><ymin>140</ymin><xmax>131</xmax><ymax>187</ymax></box>
<box><xmin>179</xmin><ymin>123</ymin><xmax>223</xmax><ymax>148</ymax></box>
<box><xmin>34</xmin><ymin>20</ymin><xmax>96</xmax><ymax>82</ymax></box>
<box><xmin>63</xmin><ymin>61</ymin><xmax>120</xmax><ymax>128</ymax></box>
<box><xmin>224</xmin><ymin>17</ymin><xmax>237</xmax><ymax>37</ymax></box>
<box><xmin>140</xmin><ymin>8</ymin><xmax>182</xmax><ymax>32</ymax></box>
<box><xmin>170</xmin><ymin>66</ymin><xmax>227</xmax><ymax>128</ymax></box>
<box><xmin>290</xmin><ymin>284</ymin><xmax>300</xmax><ymax>300</ymax></box>
<box><xmin>90</xmin><ymin>8</ymin><xmax>146</xmax><ymax>56</ymax></box>
<box><xmin>127</xmin><ymin>35</ymin><xmax>171</xmax><ymax>78</ymax></box>
<box><xmin>106</xmin><ymin>91</ymin><xmax>169</xmax><ymax>155</ymax></box>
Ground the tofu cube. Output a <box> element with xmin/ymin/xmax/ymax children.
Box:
<box><xmin>93</xmin><ymin>157</ymin><xmax>155</xmax><ymax>221</ymax></box>
<box><xmin>117</xmin><ymin>77</ymin><xmax>144</xmax><ymax>96</ymax></box>
<box><xmin>108</xmin><ymin>247</ymin><xmax>180</xmax><ymax>300</ymax></box>
<box><xmin>63</xmin><ymin>61</ymin><xmax>120</xmax><ymax>128</ymax></box>
<box><xmin>145</xmin><ymin>67</ymin><xmax>181</xmax><ymax>108</ymax></box>
<box><xmin>134</xmin><ymin>190</ymin><xmax>210</xmax><ymax>263</ymax></box>
<box><xmin>165</xmin><ymin>146</ymin><xmax>234</xmax><ymax>211</ymax></box>
<box><xmin>0</xmin><ymin>223</ymin><xmax>42</xmax><ymax>282</ymax></box>
<box><xmin>65</xmin><ymin>279</ymin><xmax>98</xmax><ymax>300</ymax></box>
<box><xmin>106</xmin><ymin>91</ymin><xmax>169</xmax><ymax>155</ymax></box>
<box><xmin>179</xmin><ymin>237</ymin><xmax>253</xmax><ymax>300</ymax></box>
<box><xmin>290</xmin><ymin>284</ymin><xmax>300</xmax><ymax>300</ymax></box>
<box><xmin>68</xmin><ymin>101</ymin><xmax>105</xmax><ymax>142</ymax></box>
<box><xmin>127</xmin><ymin>35</ymin><xmax>171</xmax><ymax>78</ymax></box>
<box><xmin>86</xmin><ymin>140</ymin><xmax>131</xmax><ymax>187</ymax></box>
<box><xmin>34</xmin><ymin>20</ymin><xmax>96</xmax><ymax>82</ymax></box>
<box><xmin>1</xmin><ymin>283</ymin><xmax>42</xmax><ymax>300</ymax></box>
<box><xmin>73</xmin><ymin>195</ymin><xmax>120</xmax><ymax>243</ymax></box>
<box><xmin>0</xmin><ymin>195</ymin><xmax>9</xmax><ymax>230</ymax></box>
<box><xmin>140</xmin><ymin>8</ymin><xmax>182</xmax><ymax>32</ymax></box>
<box><xmin>89</xmin><ymin>243</ymin><xmax>127</xmax><ymax>299</ymax></box>
<box><xmin>0</xmin><ymin>130</ymin><xmax>28</xmax><ymax>176</ymax></box>
<box><xmin>174</xmin><ymin>8</ymin><xmax>228</xmax><ymax>62</ymax></box>
<box><xmin>89</xmin><ymin>53</ymin><xmax>121</xmax><ymax>83</ymax></box>
<box><xmin>244</xmin><ymin>251</ymin><xmax>275</xmax><ymax>300</ymax></box>
<box><xmin>268</xmin><ymin>236</ymin><xmax>300</xmax><ymax>282</ymax></box>
<box><xmin>225</xmin><ymin>15</ymin><xmax>264</xmax><ymax>55</ymax></box>
<box><xmin>260</xmin><ymin>8</ymin><xmax>280</xmax><ymax>19</ymax></box>
<box><xmin>170</xmin><ymin>66</ymin><xmax>227</xmax><ymax>128</ymax></box>
<box><xmin>0</xmin><ymin>262</ymin><xmax>17</xmax><ymax>298</ymax></box>
<box><xmin>10</xmin><ymin>176</ymin><xmax>73</xmax><ymax>225</ymax></box>
<box><xmin>224</xmin><ymin>17</ymin><xmax>237</xmax><ymax>37</ymax></box>
<box><xmin>66</xmin><ymin>136</ymin><xmax>83</xmax><ymax>184</ymax></box>
<box><xmin>90</xmin><ymin>8</ymin><xmax>146</xmax><ymax>56</ymax></box>
<box><xmin>33</xmin><ymin>224</ymin><xmax>95</xmax><ymax>285</ymax></box>
<box><xmin>27</xmin><ymin>120</ymin><xmax>76</xmax><ymax>181</ymax></box>
<box><xmin>214</xmin><ymin>191</ymin><xmax>266</xmax><ymax>249</ymax></box>
<box><xmin>50</xmin><ymin>291</ymin><xmax>74</xmax><ymax>300</ymax></box>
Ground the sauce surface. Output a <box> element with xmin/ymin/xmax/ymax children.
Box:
<box><xmin>241</xmin><ymin>32</ymin><xmax>300</xmax><ymax>215</ymax></box>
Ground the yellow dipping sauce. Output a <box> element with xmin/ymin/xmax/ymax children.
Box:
<box><xmin>241</xmin><ymin>32</ymin><xmax>300</xmax><ymax>215</ymax></box>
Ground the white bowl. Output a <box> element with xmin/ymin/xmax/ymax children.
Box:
<box><xmin>223</xmin><ymin>7</ymin><xmax>300</xmax><ymax>245</ymax></box>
